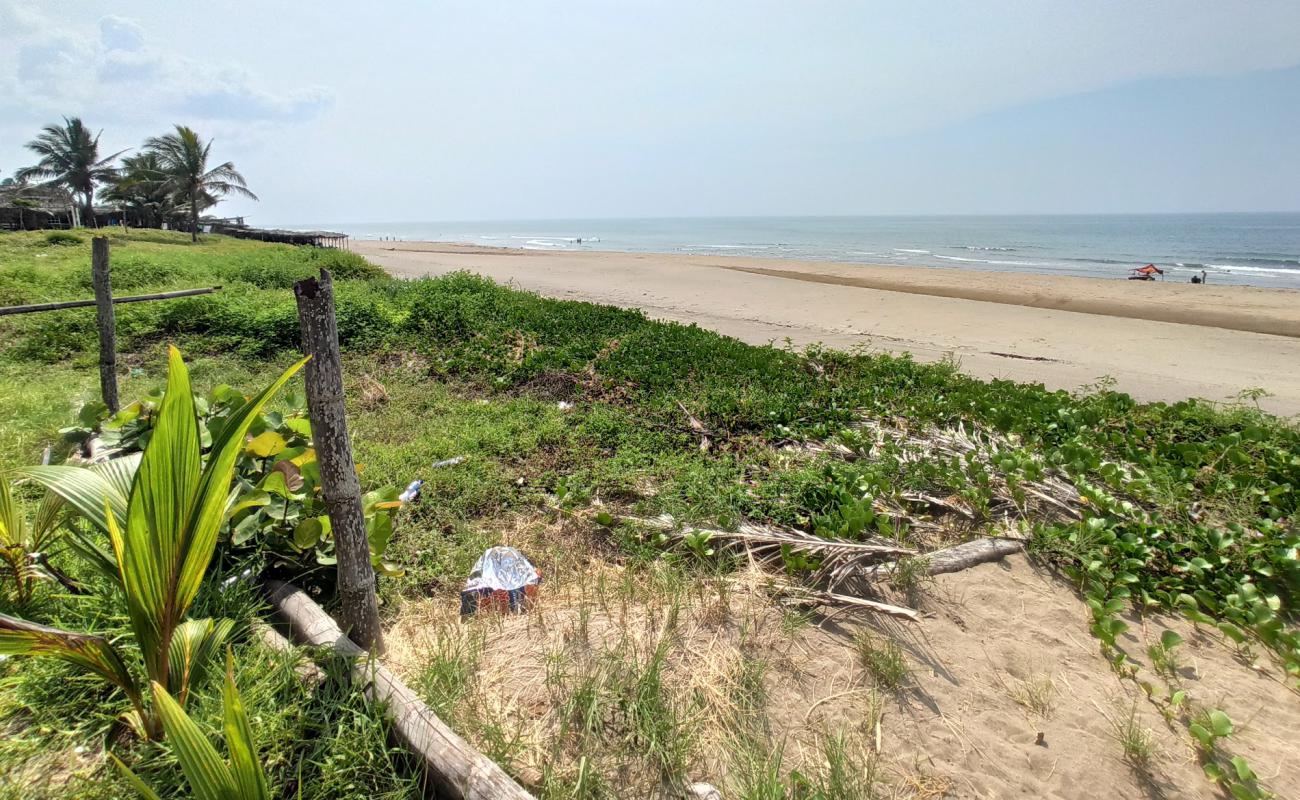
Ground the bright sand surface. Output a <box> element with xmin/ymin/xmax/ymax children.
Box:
<box><xmin>355</xmin><ymin>242</ymin><xmax>1300</xmax><ymax>416</ymax></box>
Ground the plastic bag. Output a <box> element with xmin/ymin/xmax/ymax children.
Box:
<box><xmin>460</xmin><ymin>546</ymin><xmax>541</xmax><ymax>616</ymax></box>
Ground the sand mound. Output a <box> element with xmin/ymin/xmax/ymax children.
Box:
<box><xmin>385</xmin><ymin>529</ymin><xmax>1298</xmax><ymax>799</ymax></box>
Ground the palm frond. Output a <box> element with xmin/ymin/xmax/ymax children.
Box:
<box><xmin>0</xmin><ymin>614</ymin><xmax>140</xmax><ymax>703</ymax></box>
<box><xmin>167</xmin><ymin>617</ymin><xmax>235</xmax><ymax>705</ymax></box>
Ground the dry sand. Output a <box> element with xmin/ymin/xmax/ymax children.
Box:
<box><xmin>355</xmin><ymin>242</ymin><xmax>1300</xmax><ymax>417</ymax></box>
<box><xmin>386</xmin><ymin>543</ymin><xmax>1300</xmax><ymax>799</ymax></box>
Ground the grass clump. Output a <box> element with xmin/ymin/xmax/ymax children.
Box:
<box><xmin>854</xmin><ymin>633</ymin><xmax>908</xmax><ymax>691</ymax></box>
<box><xmin>42</xmin><ymin>231</ymin><xmax>83</xmax><ymax>246</ymax></box>
<box><xmin>1106</xmin><ymin>701</ymin><xmax>1159</xmax><ymax>768</ymax></box>
<box><xmin>1006</xmin><ymin>672</ymin><xmax>1057</xmax><ymax>719</ymax></box>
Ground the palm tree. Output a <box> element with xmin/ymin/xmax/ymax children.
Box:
<box><xmin>16</xmin><ymin>118</ymin><xmax>124</xmax><ymax>228</ymax></box>
<box><xmin>145</xmin><ymin>126</ymin><xmax>257</xmax><ymax>242</ymax></box>
<box><xmin>103</xmin><ymin>152</ymin><xmax>178</xmax><ymax>229</ymax></box>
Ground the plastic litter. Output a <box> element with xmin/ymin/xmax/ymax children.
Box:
<box><xmin>460</xmin><ymin>546</ymin><xmax>541</xmax><ymax>616</ymax></box>
<box><xmin>399</xmin><ymin>479</ymin><xmax>423</xmax><ymax>503</ymax></box>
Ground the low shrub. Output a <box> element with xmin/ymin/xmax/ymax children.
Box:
<box><xmin>42</xmin><ymin>231</ymin><xmax>82</xmax><ymax>246</ymax></box>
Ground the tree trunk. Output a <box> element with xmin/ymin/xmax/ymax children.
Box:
<box><xmin>91</xmin><ymin>236</ymin><xmax>119</xmax><ymax>412</ymax></box>
<box><xmin>293</xmin><ymin>269</ymin><xmax>384</xmax><ymax>653</ymax></box>
<box><xmin>190</xmin><ymin>189</ymin><xmax>198</xmax><ymax>243</ymax></box>
<box><xmin>83</xmin><ymin>194</ymin><xmax>96</xmax><ymax>230</ymax></box>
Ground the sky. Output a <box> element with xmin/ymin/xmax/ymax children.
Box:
<box><xmin>2</xmin><ymin>0</ymin><xmax>1298</xmax><ymax>223</ymax></box>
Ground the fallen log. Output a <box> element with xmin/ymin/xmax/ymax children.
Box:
<box><xmin>264</xmin><ymin>579</ymin><xmax>535</xmax><ymax>800</ymax></box>
<box><xmin>867</xmin><ymin>536</ymin><xmax>1025</xmax><ymax>580</ymax></box>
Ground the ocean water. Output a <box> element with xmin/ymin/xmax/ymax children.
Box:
<box><xmin>302</xmin><ymin>214</ymin><xmax>1300</xmax><ymax>289</ymax></box>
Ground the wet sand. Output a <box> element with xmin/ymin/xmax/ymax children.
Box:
<box><xmin>355</xmin><ymin>241</ymin><xmax>1300</xmax><ymax>416</ymax></box>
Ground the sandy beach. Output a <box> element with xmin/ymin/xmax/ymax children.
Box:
<box><xmin>356</xmin><ymin>241</ymin><xmax>1300</xmax><ymax>416</ymax></box>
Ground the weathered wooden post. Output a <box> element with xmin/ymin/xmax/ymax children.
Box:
<box><xmin>91</xmin><ymin>236</ymin><xmax>119</xmax><ymax>412</ymax></box>
<box><xmin>293</xmin><ymin>269</ymin><xmax>384</xmax><ymax>653</ymax></box>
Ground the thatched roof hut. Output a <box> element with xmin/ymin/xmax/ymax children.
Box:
<box><xmin>0</xmin><ymin>185</ymin><xmax>77</xmax><ymax>230</ymax></box>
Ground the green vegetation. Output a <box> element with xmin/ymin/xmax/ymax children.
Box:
<box><xmin>853</xmin><ymin>632</ymin><xmax>909</xmax><ymax>691</ymax></box>
<box><xmin>2</xmin><ymin>348</ymin><xmax>303</xmax><ymax>740</ymax></box>
<box><xmin>112</xmin><ymin>652</ymin><xmax>270</xmax><ymax>800</ymax></box>
<box><xmin>1</xmin><ymin>228</ymin><xmax>1296</xmax><ymax>797</ymax></box>
<box><xmin>1106</xmin><ymin>701</ymin><xmax>1159</xmax><ymax>768</ymax></box>
<box><xmin>10</xmin><ymin>117</ymin><xmax>254</xmax><ymax>237</ymax></box>
<box><xmin>141</xmin><ymin>125</ymin><xmax>257</xmax><ymax>242</ymax></box>
<box><xmin>15</xmin><ymin>117</ymin><xmax>124</xmax><ymax>224</ymax></box>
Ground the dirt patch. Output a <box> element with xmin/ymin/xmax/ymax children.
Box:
<box><xmin>385</xmin><ymin>528</ymin><xmax>1298</xmax><ymax>799</ymax></box>
<box><xmin>511</xmin><ymin>370</ymin><xmax>583</xmax><ymax>401</ymax></box>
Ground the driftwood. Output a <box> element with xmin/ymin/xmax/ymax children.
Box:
<box><xmin>264</xmin><ymin>580</ymin><xmax>535</xmax><ymax>800</ymax></box>
<box><xmin>0</xmin><ymin>285</ymin><xmax>222</xmax><ymax>316</ymax></box>
<box><xmin>867</xmin><ymin>537</ymin><xmax>1025</xmax><ymax>580</ymax></box>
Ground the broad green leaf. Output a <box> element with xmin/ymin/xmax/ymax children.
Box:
<box><xmin>151</xmin><ymin>680</ymin><xmax>238</xmax><ymax>800</ymax></box>
<box><xmin>19</xmin><ymin>464</ymin><xmax>127</xmax><ymax>535</ymax></box>
<box><xmin>65</xmin><ymin>526</ymin><xmax>120</xmax><ymax>586</ymax></box>
<box><xmin>0</xmin><ymin>479</ymin><xmax>25</xmax><ymax>549</ymax></box>
<box><xmin>1218</xmin><ymin>622</ymin><xmax>1246</xmax><ymax>644</ymax></box>
<box><xmin>179</xmin><ymin>354</ymin><xmax>308</xmax><ymax>634</ymax></box>
<box><xmin>230</xmin><ymin>513</ymin><xmax>261</xmax><ymax>546</ymax></box>
<box><xmin>260</xmin><ymin>470</ymin><xmax>291</xmax><ymax>499</ymax></box>
<box><xmin>0</xmin><ymin>613</ymin><xmax>139</xmax><ymax>701</ymax></box>
<box><xmin>283</xmin><ymin>417</ymin><xmax>312</xmax><ymax>438</ymax></box>
<box><xmin>1159</xmin><ymin>630</ymin><xmax>1183</xmax><ymax>651</ymax></box>
<box><xmin>367</xmin><ymin>513</ymin><xmax>394</xmax><ymax>558</ymax></box>
<box><xmin>245</xmin><ymin>431</ymin><xmax>286</xmax><ymax>459</ymax></box>
<box><xmin>229</xmin><ymin>490</ymin><xmax>271</xmax><ymax>517</ymax></box>
<box><xmin>93</xmin><ymin>453</ymin><xmax>143</xmax><ymax>505</ymax></box>
<box><xmin>167</xmin><ymin>617</ymin><xmax>235</xmax><ymax>705</ymax></box>
<box><xmin>109</xmin><ymin>753</ymin><xmax>164</xmax><ymax>800</ymax></box>
<box><xmin>222</xmin><ymin>651</ymin><xmax>269</xmax><ymax>800</ymax></box>
<box><xmin>1209</xmin><ymin>710</ymin><xmax>1233</xmax><ymax>737</ymax></box>
<box><xmin>294</xmin><ymin>517</ymin><xmax>323</xmax><ymax>549</ymax></box>
<box><xmin>1229</xmin><ymin>784</ymin><xmax>1255</xmax><ymax>800</ymax></box>
<box><xmin>1231</xmin><ymin>755</ymin><xmax>1255</xmax><ymax>781</ymax></box>
<box><xmin>121</xmin><ymin>346</ymin><xmax>203</xmax><ymax>684</ymax></box>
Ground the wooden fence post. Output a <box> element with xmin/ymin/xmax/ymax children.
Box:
<box><xmin>293</xmin><ymin>269</ymin><xmax>384</xmax><ymax>653</ymax></box>
<box><xmin>91</xmin><ymin>236</ymin><xmax>119</xmax><ymax>412</ymax></box>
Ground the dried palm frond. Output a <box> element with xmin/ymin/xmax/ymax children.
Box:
<box><xmin>788</xmin><ymin>417</ymin><xmax>1096</xmax><ymax>527</ymax></box>
<box><xmin>624</xmin><ymin>514</ymin><xmax>917</xmax><ymax>613</ymax></box>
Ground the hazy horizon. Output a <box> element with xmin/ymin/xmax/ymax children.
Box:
<box><xmin>281</xmin><ymin>210</ymin><xmax>1300</xmax><ymax>227</ymax></box>
<box><xmin>4</xmin><ymin>1</ymin><xmax>1300</xmax><ymax>222</ymax></box>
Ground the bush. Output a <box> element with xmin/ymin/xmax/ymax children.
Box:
<box><xmin>42</xmin><ymin>231</ymin><xmax>83</xmax><ymax>246</ymax></box>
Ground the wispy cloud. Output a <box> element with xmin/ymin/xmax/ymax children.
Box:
<box><xmin>0</xmin><ymin>2</ymin><xmax>332</xmax><ymax>126</ymax></box>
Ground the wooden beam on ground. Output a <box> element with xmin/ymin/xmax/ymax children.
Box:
<box><xmin>264</xmin><ymin>579</ymin><xmax>536</xmax><ymax>800</ymax></box>
<box><xmin>0</xmin><ymin>286</ymin><xmax>223</xmax><ymax>316</ymax></box>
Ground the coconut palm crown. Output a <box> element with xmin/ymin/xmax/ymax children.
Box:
<box><xmin>145</xmin><ymin>125</ymin><xmax>257</xmax><ymax>242</ymax></box>
<box><xmin>16</xmin><ymin>117</ymin><xmax>125</xmax><ymax>227</ymax></box>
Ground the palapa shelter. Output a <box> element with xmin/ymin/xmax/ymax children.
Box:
<box><xmin>207</xmin><ymin>218</ymin><xmax>350</xmax><ymax>248</ymax></box>
<box><xmin>0</xmin><ymin>185</ymin><xmax>78</xmax><ymax>230</ymax></box>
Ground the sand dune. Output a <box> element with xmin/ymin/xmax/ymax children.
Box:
<box><xmin>355</xmin><ymin>242</ymin><xmax>1300</xmax><ymax>416</ymax></box>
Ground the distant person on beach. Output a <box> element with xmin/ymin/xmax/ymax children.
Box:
<box><xmin>1191</xmin><ymin>269</ymin><xmax>1208</xmax><ymax>284</ymax></box>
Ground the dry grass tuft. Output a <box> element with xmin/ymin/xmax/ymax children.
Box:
<box><xmin>384</xmin><ymin>514</ymin><xmax>916</xmax><ymax>798</ymax></box>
